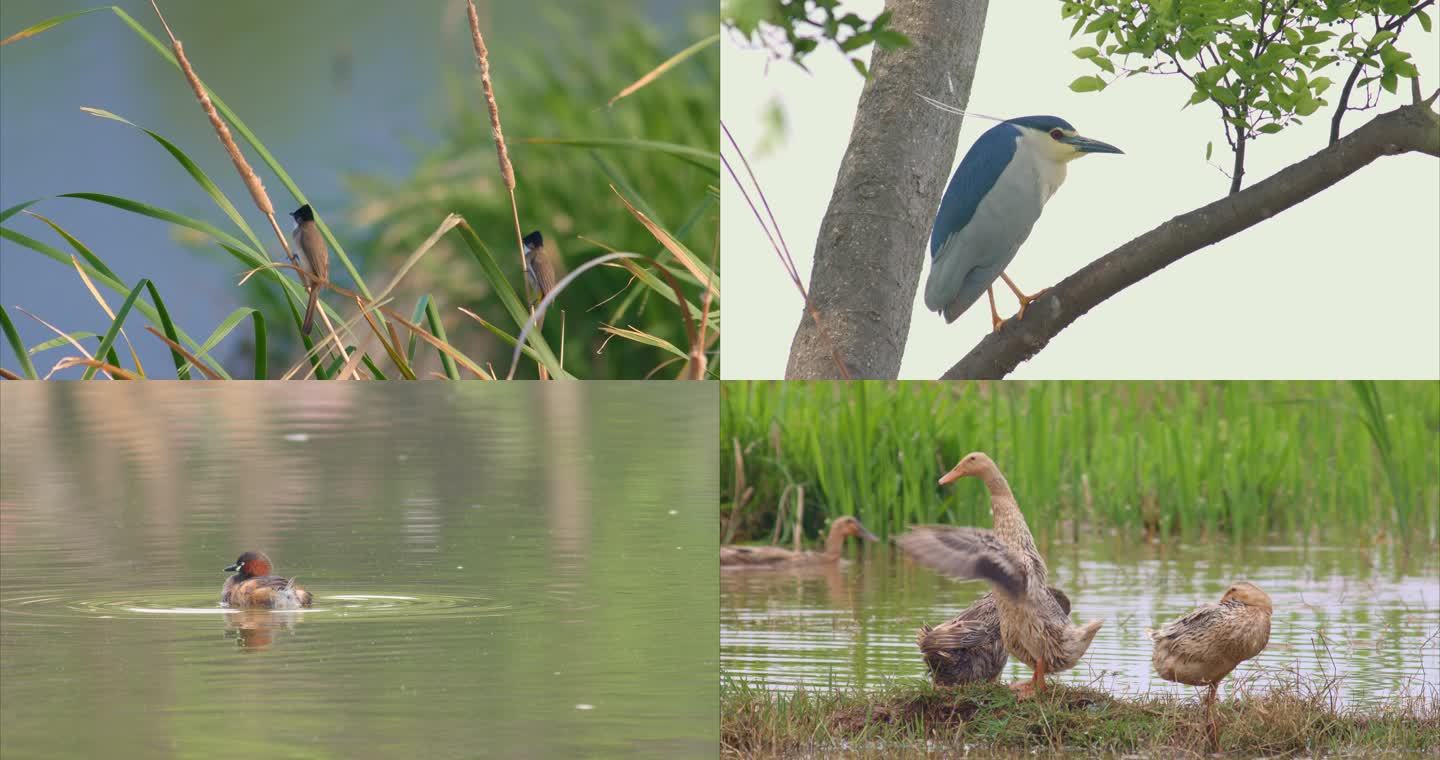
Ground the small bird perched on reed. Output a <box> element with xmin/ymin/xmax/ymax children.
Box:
<box><xmin>291</xmin><ymin>204</ymin><xmax>329</xmax><ymax>335</ymax></box>
<box><xmin>1148</xmin><ymin>581</ymin><xmax>1273</xmax><ymax>743</ymax></box>
<box><xmin>522</xmin><ymin>230</ymin><xmax>558</xmax><ymax>308</ymax></box>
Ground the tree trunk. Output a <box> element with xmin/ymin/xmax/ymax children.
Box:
<box><xmin>784</xmin><ymin>0</ymin><xmax>990</xmax><ymax>379</ymax></box>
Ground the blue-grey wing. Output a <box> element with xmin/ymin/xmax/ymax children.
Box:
<box><xmin>925</xmin><ymin>124</ymin><xmax>1045</xmax><ymax>322</ymax></box>
<box><xmin>895</xmin><ymin>526</ymin><xmax>1029</xmax><ymax>602</ymax></box>
<box><xmin>929</xmin><ymin>123</ymin><xmax>1019</xmax><ymax>258</ymax></box>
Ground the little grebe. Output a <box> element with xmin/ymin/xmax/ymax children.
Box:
<box><xmin>221</xmin><ymin>551</ymin><xmax>312</xmax><ymax>609</ymax></box>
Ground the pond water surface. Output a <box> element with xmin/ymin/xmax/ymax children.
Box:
<box><xmin>722</xmin><ymin>541</ymin><xmax>1439</xmax><ymax>706</ymax></box>
<box><xmin>0</xmin><ymin>383</ymin><xmax>717</xmax><ymax>758</ymax></box>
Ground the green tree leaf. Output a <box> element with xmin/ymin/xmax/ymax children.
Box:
<box><xmin>1069</xmin><ymin>75</ymin><xmax>1108</xmax><ymax>92</ymax></box>
<box><xmin>874</xmin><ymin>30</ymin><xmax>910</xmax><ymax>49</ymax></box>
<box><xmin>839</xmin><ymin>31</ymin><xmax>872</xmax><ymax>52</ymax></box>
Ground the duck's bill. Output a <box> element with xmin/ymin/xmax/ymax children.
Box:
<box><xmin>858</xmin><ymin>525</ymin><xmax>879</xmax><ymax>542</ymax></box>
<box><xmin>1064</xmin><ymin>135</ymin><xmax>1124</xmax><ymax>155</ymax></box>
<box><xmin>224</xmin><ymin>563</ymin><xmax>241</xmax><ymax>572</ymax></box>
<box><xmin>938</xmin><ymin>467</ymin><xmax>964</xmax><ymax>486</ymax></box>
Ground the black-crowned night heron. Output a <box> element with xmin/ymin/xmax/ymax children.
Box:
<box><xmin>925</xmin><ymin>115</ymin><xmax>1122</xmax><ymax>330</ymax></box>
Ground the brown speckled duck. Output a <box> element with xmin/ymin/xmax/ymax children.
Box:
<box><xmin>721</xmin><ymin>516</ymin><xmax>878</xmax><ymax>568</ymax></box>
<box><xmin>1149</xmin><ymin>581</ymin><xmax>1272</xmax><ymax>737</ymax></box>
<box><xmin>918</xmin><ymin>585</ymin><xmax>1072</xmax><ymax>686</ymax></box>
<box><xmin>896</xmin><ymin>452</ymin><xmax>1102</xmax><ymax>697</ymax></box>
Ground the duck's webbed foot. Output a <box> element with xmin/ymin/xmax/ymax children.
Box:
<box><xmin>1009</xmin><ymin>661</ymin><xmax>1046</xmax><ymax>700</ymax></box>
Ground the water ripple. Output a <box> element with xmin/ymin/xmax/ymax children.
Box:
<box><xmin>1</xmin><ymin>591</ymin><xmax>511</xmax><ymax>621</ymax></box>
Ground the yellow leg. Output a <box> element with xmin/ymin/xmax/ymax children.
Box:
<box><xmin>1205</xmin><ymin>681</ymin><xmax>1220</xmax><ymax>751</ymax></box>
<box><xmin>986</xmin><ymin>287</ymin><xmax>1004</xmax><ymax>333</ymax></box>
<box><xmin>999</xmin><ymin>272</ymin><xmax>1048</xmax><ymax>320</ymax></box>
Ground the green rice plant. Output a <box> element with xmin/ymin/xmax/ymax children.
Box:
<box><xmin>0</xmin><ymin>3</ymin><xmax>716</xmax><ymax>380</ymax></box>
<box><xmin>719</xmin><ymin>381</ymin><xmax>1440</xmax><ymax>545</ymax></box>
<box><xmin>1349</xmin><ymin>380</ymin><xmax>1419</xmax><ymax>543</ymax></box>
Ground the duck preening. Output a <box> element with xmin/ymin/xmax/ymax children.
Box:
<box><xmin>918</xmin><ymin>585</ymin><xmax>1072</xmax><ymax>686</ymax></box>
<box><xmin>1149</xmin><ymin>581</ymin><xmax>1273</xmax><ymax>743</ymax></box>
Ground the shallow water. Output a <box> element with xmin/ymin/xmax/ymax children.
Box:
<box><xmin>721</xmin><ymin>541</ymin><xmax>1439</xmax><ymax>705</ymax></box>
<box><xmin>0</xmin><ymin>383</ymin><xmax>717</xmax><ymax>758</ymax></box>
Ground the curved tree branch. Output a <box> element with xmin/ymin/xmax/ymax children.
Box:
<box><xmin>785</xmin><ymin>0</ymin><xmax>990</xmax><ymax>379</ymax></box>
<box><xmin>942</xmin><ymin>100</ymin><xmax>1440</xmax><ymax>379</ymax></box>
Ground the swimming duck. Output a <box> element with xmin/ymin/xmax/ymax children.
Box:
<box><xmin>221</xmin><ymin>551</ymin><xmax>313</xmax><ymax>609</ymax></box>
<box><xmin>896</xmin><ymin>452</ymin><xmax>1102</xmax><ymax>697</ymax></box>
<box><xmin>918</xmin><ymin>585</ymin><xmax>1071</xmax><ymax>687</ymax></box>
<box><xmin>1149</xmin><ymin>581</ymin><xmax>1272</xmax><ymax>739</ymax></box>
<box><xmin>721</xmin><ymin>516</ymin><xmax>878</xmax><ymax>568</ymax></box>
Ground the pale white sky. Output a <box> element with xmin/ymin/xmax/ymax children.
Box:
<box><xmin>721</xmin><ymin>2</ymin><xmax>1440</xmax><ymax>379</ymax></box>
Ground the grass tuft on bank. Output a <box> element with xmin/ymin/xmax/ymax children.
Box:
<box><xmin>721</xmin><ymin>676</ymin><xmax>1440</xmax><ymax>757</ymax></box>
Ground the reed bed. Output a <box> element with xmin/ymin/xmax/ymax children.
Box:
<box><xmin>720</xmin><ymin>381</ymin><xmax>1440</xmax><ymax>544</ymax></box>
<box><xmin>0</xmin><ymin>3</ymin><xmax>717</xmax><ymax>380</ymax></box>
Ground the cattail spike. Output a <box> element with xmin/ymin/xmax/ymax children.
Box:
<box><xmin>171</xmin><ymin>40</ymin><xmax>273</xmax><ymax>216</ymax></box>
<box><xmin>466</xmin><ymin>0</ymin><xmax>515</xmax><ymax>191</ymax></box>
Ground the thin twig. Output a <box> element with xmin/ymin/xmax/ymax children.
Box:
<box><xmin>1329</xmin><ymin>0</ymin><xmax>1435</xmax><ymax>144</ymax></box>
<box><xmin>721</xmin><ymin>120</ymin><xmax>850</xmax><ymax>378</ymax></box>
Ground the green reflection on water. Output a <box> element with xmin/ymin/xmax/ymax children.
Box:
<box><xmin>721</xmin><ymin>541</ymin><xmax>1439</xmax><ymax>706</ymax></box>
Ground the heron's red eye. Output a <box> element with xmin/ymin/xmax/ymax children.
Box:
<box><xmin>1050</xmin><ymin>129</ymin><xmax>1065</xmax><ymax>140</ymax></box>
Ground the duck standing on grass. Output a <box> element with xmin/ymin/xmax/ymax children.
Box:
<box><xmin>896</xmin><ymin>452</ymin><xmax>1102</xmax><ymax>697</ymax></box>
<box><xmin>721</xmin><ymin>516</ymin><xmax>878</xmax><ymax>568</ymax></box>
<box><xmin>1148</xmin><ymin>581</ymin><xmax>1273</xmax><ymax>743</ymax></box>
<box><xmin>917</xmin><ymin>585</ymin><xmax>1071</xmax><ymax>686</ymax></box>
